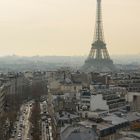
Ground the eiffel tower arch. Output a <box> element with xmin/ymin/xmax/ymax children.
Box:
<box><xmin>81</xmin><ymin>0</ymin><xmax>116</xmax><ymax>72</ymax></box>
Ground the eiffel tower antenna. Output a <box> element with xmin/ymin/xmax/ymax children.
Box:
<box><xmin>81</xmin><ymin>0</ymin><xmax>115</xmax><ymax>72</ymax></box>
<box><xmin>94</xmin><ymin>0</ymin><xmax>104</xmax><ymax>42</ymax></box>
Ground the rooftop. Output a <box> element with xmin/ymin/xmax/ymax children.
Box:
<box><xmin>61</xmin><ymin>124</ymin><xmax>98</xmax><ymax>140</ymax></box>
<box><xmin>103</xmin><ymin>115</ymin><xmax>128</xmax><ymax>125</ymax></box>
<box><xmin>78</xmin><ymin>120</ymin><xmax>114</xmax><ymax>131</ymax></box>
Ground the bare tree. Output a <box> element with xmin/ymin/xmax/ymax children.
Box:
<box><xmin>30</xmin><ymin>101</ymin><xmax>41</xmax><ymax>140</ymax></box>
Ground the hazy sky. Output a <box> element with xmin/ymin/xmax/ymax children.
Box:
<box><xmin>0</xmin><ymin>0</ymin><xmax>140</xmax><ymax>56</ymax></box>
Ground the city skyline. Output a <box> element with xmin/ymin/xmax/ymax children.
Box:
<box><xmin>0</xmin><ymin>0</ymin><xmax>140</xmax><ymax>56</ymax></box>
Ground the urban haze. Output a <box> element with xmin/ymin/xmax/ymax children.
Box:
<box><xmin>0</xmin><ymin>0</ymin><xmax>140</xmax><ymax>140</ymax></box>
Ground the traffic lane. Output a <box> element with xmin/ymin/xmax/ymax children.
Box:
<box><xmin>13</xmin><ymin>102</ymin><xmax>32</xmax><ymax>140</ymax></box>
<box><xmin>23</xmin><ymin>104</ymin><xmax>32</xmax><ymax>140</ymax></box>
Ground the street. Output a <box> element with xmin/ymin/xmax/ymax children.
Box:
<box><xmin>9</xmin><ymin>97</ymin><xmax>54</xmax><ymax>140</ymax></box>
<box><xmin>9</xmin><ymin>101</ymin><xmax>33</xmax><ymax>140</ymax></box>
<box><xmin>40</xmin><ymin>101</ymin><xmax>53</xmax><ymax>140</ymax></box>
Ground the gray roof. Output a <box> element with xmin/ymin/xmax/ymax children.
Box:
<box><xmin>57</xmin><ymin>112</ymin><xmax>79</xmax><ymax>121</ymax></box>
<box><xmin>61</xmin><ymin>125</ymin><xmax>98</xmax><ymax>140</ymax></box>
<box><xmin>125</xmin><ymin>112</ymin><xmax>140</xmax><ymax>122</ymax></box>
<box><xmin>103</xmin><ymin>115</ymin><xmax>128</xmax><ymax>125</ymax></box>
<box><xmin>65</xmin><ymin>130</ymin><xmax>97</xmax><ymax>140</ymax></box>
<box><xmin>78</xmin><ymin>120</ymin><xmax>113</xmax><ymax>131</ymax></box>
<box><xmin>118</xmin><ymin>137</ymin><xmax>138</xmax><ymax>140</ymax></box>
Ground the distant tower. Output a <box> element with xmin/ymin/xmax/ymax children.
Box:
<box><xmin>82</xmin><ymin>0</ymin><xmax>115</xmax><ymax>72</ymax></box>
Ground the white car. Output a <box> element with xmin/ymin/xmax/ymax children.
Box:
<box><xmin>18</xmin><ymin>133</ymin><xmax>22</xmax><ymax>137</ymax></box>
<box><xmin>48</xmin><ymin>118</ymin><xmax>51</xmax><ymax>122</ymax></box>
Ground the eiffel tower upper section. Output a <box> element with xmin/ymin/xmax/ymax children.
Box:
<box><xmin>82</xmin><ymin>0</ymin><xmax>115</xmax><ymax>72</ymax></box>
<box><xmin>94</xmin><ymin>0</ymin><xmax>105</xmax><ymax>43</ymax></box>
<box><xmin>88</xmin><ymin>0</ymin><xmax>111</xmax><ymax>60</ymax></box>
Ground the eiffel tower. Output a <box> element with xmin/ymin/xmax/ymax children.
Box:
<box><xmin>82</xmin><ymin>0</ymin><xmax>115</xmax><ymax>72</ymax></box>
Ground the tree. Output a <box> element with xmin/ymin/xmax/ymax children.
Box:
<box><xmin>30</xmin><ymin>101</ymin><xmax>41</xmax><ymax>140</ymax></box>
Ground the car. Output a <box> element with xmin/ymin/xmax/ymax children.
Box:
<box><xmin>16</xmin><ymin>118</ymin><xmax>19</xmax><ymax>121</ymax></box>
<box><xmin>19</xmin><ymin>126</ymin><xmax>22</xmax><ymax>130</ymax></box>
<box><xmin>46</xmin><ymin>125</ymin><xmax>49</xmax><ymax>129</ymax></box>
<box><xmin>18</xmin><ymin>133</ymin><xmax>22</xmax><ymax>137</ymax></box>
<box><xmin>22</xmin><ymin>116</ymin><xmax>25</xmax><ymax>120</ymax></box>
<box><xmin>49</xmin><ymin>126</ymin><xmax>52</xmax><ymax>131</ymax></box>
<box><xmin>19</xmin><ymin>123</ymin><xmax>23</xmax><ymax>127</ymax></box>
<box><xmin>48</xmin><ymin>118</ymin><xmax>51</xmax><ymax>121</ymax></box>
<box><xmin>11</xmin><ymin>133</ymin><xmax>15</xmax><ymax>138</ymax></box>
<box><xmin>41</xmin><ymin>116</ymin><xmax>47</xmax><ymax>121</ymax></box>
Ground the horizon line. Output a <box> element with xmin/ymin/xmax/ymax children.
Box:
<box><xmin>0</xmin><ymin>54</ymin><xmax>140</xmax><ymax>57</ymax></box>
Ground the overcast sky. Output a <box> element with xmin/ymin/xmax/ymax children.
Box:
<box><xmin>0</xmin><ymin>0</ymin><xmax>139</xmax><ymax>56</ymax></box>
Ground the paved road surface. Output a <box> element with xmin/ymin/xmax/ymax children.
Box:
<box><xmin>9</xmin><ymin>101</ymin><xmax>33</xmax><ymax>140</ymax></box>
